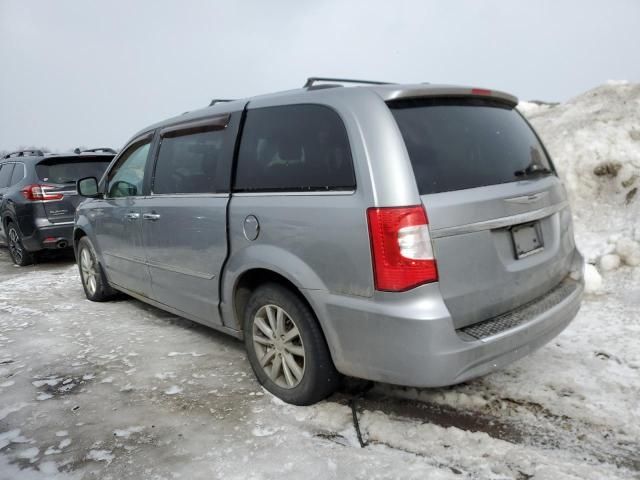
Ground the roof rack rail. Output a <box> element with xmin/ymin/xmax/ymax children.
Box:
<box><xmin>304</xmin><ymin>77</ymin><xmax>393</xmax><ymax>88</ymax></box>
<box><xmin>80</xmin><ymin>147</ymin><xmax>117</xmax><ymax>154</ymax></box>
<box><xmin>3</xmin><ymin>149</ymin><xmax>44</xmax><ymax>159</ymax></box>
<box><xmin>209</xmin><ymin>99</ymin><xmax>235</xmax><ymax>106</ymax></box>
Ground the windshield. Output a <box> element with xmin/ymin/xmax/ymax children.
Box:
<box><xmin>36</xmin><ymin>157</ymin><xmax>112</xmax><ymax>184</ymax></box>
<box><xmin>388</xmin><ymin>97</ymin><xmax>554</xmax><ymax>195</ymax></box>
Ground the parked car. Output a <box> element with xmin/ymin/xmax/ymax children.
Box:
<box><xmin>74</xmin><ymin>78</ymin><xmax>584</xmax><ymax>405</ymax></box>
<box><xmin>0</xmin><ymin>148</ymin><xmax>115</xmax><ymax>265</ymax></box>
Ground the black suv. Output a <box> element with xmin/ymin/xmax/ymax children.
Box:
<box><xmin>0</xmin><ymin>148</ymin><xmax>115</xmax><ymax>265</ymax></box>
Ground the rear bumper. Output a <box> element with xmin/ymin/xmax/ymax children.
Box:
<box><xmin>312</xmin><ymin>274</ymin><xmax>584</xmax><ymax>388</ymax></box>
<box><xmin>21</xmin><ymin>220</ymin><xmax>74</xmax><ymax>251</ymax></box>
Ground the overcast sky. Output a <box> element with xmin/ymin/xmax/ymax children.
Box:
<box><xmin>1</xmin><ymin>0</ymin><xmax>639</xmax><ymax>152</ymax></box>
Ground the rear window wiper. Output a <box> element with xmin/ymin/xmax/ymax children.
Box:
<box><xmin>514</xmin><ymin>164</ymin><xmax>553</xmax><ymax>177</ymax></box>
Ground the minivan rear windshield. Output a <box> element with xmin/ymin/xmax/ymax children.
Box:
<box><xmin>388</xmin><ymin>98</ymin><xmax>554</xmax><ymax>195</ymax></box>
<box><xmin>36</xmin><ymin>157</ymin><xmax>113</xmax><ymax>184</ymax></box>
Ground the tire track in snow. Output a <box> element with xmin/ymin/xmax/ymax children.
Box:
<box><xmin>328</xmin><ymin>392</ymin><xmax>640</xmax><ymax>474</ymax></box>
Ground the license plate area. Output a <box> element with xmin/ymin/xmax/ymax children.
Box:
<box><xmin>510</xmin><ymin>221</ymin><xmax>544</xmax><ymax>259</ymax></box>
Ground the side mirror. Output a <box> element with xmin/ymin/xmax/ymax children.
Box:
<box><xmin>77</xmin><ymin>177</ymin><xmax>101</xmax><ymax>198</ymax></box>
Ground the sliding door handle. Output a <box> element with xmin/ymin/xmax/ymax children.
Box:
<box><xmin>143</xmin><ymin>213</ymin><xmax>161</xmax><ymax>221</ymax></box>
<box><xmin>124</xmin><ymin>212</ymin><xmax>140</xmax><ymax>220</ymax></box>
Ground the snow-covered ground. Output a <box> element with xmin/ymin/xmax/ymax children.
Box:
<box><xmin>1</xmin><ymin>83</ymin><xmax>639</xmax><ymax>479</ymax></box>
<box><xmin>519</xmin><ymin>81</ymin><xmax>640</xmax><ymax>293</ymax></box>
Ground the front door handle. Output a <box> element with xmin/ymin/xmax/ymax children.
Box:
<box><xmin>124</xmin><ymin>212</ymin><xmax>140</xmax><ymax>220</ymax></box>
<box><xmin>143</xmin><ymin>213</ymin><xmax>161</xmax><ymax>221</ymax></box>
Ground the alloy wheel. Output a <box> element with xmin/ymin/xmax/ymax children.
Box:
<box><xmin>8</xmin><ymin>227</ymin><xmax>23</xmax><ymax>264</ymax></box>
<box><xmin>252</xmin><ymin>304</ymin><xmax>306</xmax><ymax>389</ymax></box>
<box><xmin>79</xmin><ymin>247</ymin><xmax>98</xmax><ymax>296</ymax></box>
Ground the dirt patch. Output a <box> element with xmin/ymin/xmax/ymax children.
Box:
<box><xmin>593</xmin><ymin>161</ymin><xmax>623</xmax><ymax>177</ymax></box>
<box><xmin>350</xmin><ymin>393</ymin><xmax>526</xmax><ymax>444</ymax></box>
<box><xmin>333</xmin><ymin>391</ymin><xmax>640</xmax><ymax>473</ymax></box>
<box><xmin>622</xmin><ymin>174</ymin><xmax>638</xmax><ymax>188</ymax></box>
<box><xmin>32</xmin><ymin>372</ymin><xmax>94</xmax><ymax>398</ymax></box>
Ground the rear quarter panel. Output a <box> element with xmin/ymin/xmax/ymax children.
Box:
<box><xmin>222</xmin><ymin>192</ymin><xmax>373</xmax><ymax>330</ymax></box>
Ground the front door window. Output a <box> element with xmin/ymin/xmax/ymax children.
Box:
<box><xmin>107</xmin><ymin>141</ymin><xmax>151</xmax><ymax>198</ymax></box>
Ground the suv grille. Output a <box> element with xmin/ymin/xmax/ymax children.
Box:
<box><xmin>459</xmin><ymin>278</ymin><xmax>579</xmax><ymax>340</ymax></box>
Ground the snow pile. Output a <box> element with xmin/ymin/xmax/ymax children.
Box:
<box><xmin>519</xmin><ymin>81</ymin><xmax>640</xmax><ymax>284</ymax></box>
<box><xmin>583</xmin><ymin>263</ymin><xmax>604</xmax><ymax>294</ymax></box>
<box><xmin>516</xmin><ymin>100</ymin><xmax>557</xmax><ymax>117</ymax></box>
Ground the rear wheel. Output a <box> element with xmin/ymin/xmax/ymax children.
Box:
<box><xmin>243</xmin><ymin>283</ymin><xmax>340</xmax><ymax>405</ymax></box>
<box><xmin>6</xmin><ymin>222</ymin><xmax>34</xmax><ymax>266</ymax></box>
<box><xmin>77</xmin><ymin>236</ymin><xmax>116</xmax><ymax>302</ymax></box>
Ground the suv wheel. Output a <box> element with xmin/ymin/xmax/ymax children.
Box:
<box><xmin>77</xmin><ymin>237</ymin><xmax>116</xmax><ymax>302</ymax></box>
<box><xmin>7</xmin><ymin>222</ymin><xmax>34</xmax><ymax>266</ymax></box>
<box><xmin>244</xmin><ymin>283</ymin><xmax>340</xmax><ymax>405</ymax></box>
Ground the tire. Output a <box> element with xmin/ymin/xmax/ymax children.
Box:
<box><xmin>6</xmin><ymin>222</ymin><xmax>35</xmax><ymax>266</ymax></box>
<box><xmin>243</xmin><ymin>283</ymin><xmax>340</xmax><ymax>405</ymax></box>
<box><xmin>77</xmin><ymin>236</ymin><xmax>117</xmax><ymax>302</ymax></box>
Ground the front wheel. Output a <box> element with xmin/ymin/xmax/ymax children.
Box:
<box><xmin>243</xmin><ymin>283</ymin><xmax>340</xmax><ymax>405</ymax></box>
<box><xmin>77</xmin><ymin>237</ymin><xmax>116</xmax><ymax>302</ymax></box>
<box><xmin>7</xmin><ymin>222</ymin><xmax>34</xmax><ymax>266</ymax></box>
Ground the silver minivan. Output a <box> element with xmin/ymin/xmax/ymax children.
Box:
<box><xmin>74</xmin><ymin>78</ymin><xmax>584</xmax><ymax>405</ymax></box>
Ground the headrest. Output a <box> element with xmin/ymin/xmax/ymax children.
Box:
<box><xmin>278</xmin><ymin>136</ymin><xmax>303</xmax><ymax>162</ymax></box>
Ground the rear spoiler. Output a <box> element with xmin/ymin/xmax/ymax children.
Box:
<box><xmin>36</xmin><ymin>155</ymin><xmax>114</xmax><ymax>165</ymax></box>
<box><xmin>376</xmin><ymin>85</ymin><xmax>519</xmax><ymax>107</ymax></box>
<box><xmin>73</xmin><ymin>147</ymin><xmax>117</xmax><ymax>154</ymax></box>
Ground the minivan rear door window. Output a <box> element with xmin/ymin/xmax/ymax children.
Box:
<box><xmin>388</xmin><ymin>97</ymin><xmax>554</xmax><ymax>194</ymax></box>
<box><xmin>153</xmin><ymin>127</ymin><xmax>227</xmax><ymax>195</ymax></box>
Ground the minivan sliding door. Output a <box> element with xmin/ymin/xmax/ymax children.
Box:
<box><xmin>140</xmin><ymin>113</ymin><xmax>238</xmax><ymax>326</ymax></box>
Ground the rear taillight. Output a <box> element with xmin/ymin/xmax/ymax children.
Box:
<box><xmin>367</xmin><ymin>205</ymin><xmax>438</xmax><ymax>292</ymax></box>
<box><xmin>20</xmin><ymin>184</ymin><xmax>64</xmax><ymax>201</ymax></box>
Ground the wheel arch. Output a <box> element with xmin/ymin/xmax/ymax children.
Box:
<box><xmin>221</xmin><ymin>244</ymin><xmax>329</xmax><ymax>328</ymax></box>
<box><xmin>73</xmin><ymin>227</ymin><xmax>87</xmax><ymax>252</ymax></box>
<box><xmin>2</xmin><ymin>212</ymin><xmax>18</xmax><ymax>230</ymax></box>
<box><xmin>73</xmin><ymin>214</ymin><xmax>102</xmax><ymax>258</ymax></box>
<box><xmin>231</xmin><ymin>268</ymin><xmax>318</xmax><ymax>333</ymax></box>
<box><xmin>2</xmin><ymin>213</ymin><xmax>23</xmax><ymax>244</ymax></box>
<box><xmin>72</xmin><ymin>225</ymin><xmax>110</xmax><ymax>286</ymax></box>
<box><xmin>229</xmin><ymin>266</ymin><xmax>342</xmax><ymax>378</ymax></box>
